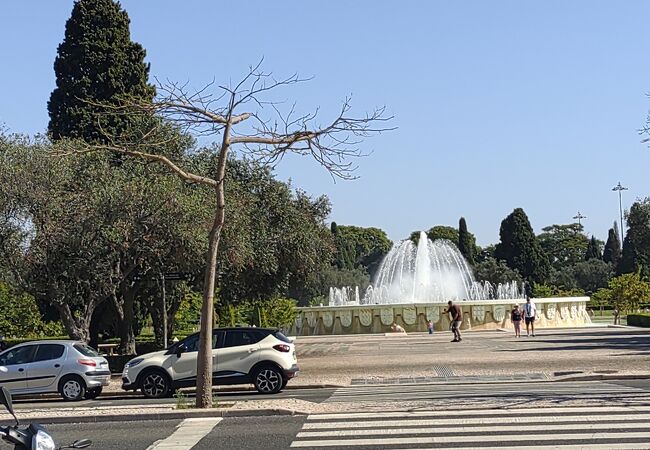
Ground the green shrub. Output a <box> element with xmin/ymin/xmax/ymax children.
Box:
<box><xmin>174</xmin><ymin>291</ymin><xmax>202</xmax><ymax>332</ymax></box>
<box><xmin>0</xmin><ymin>283</ymin><xmax>65</xmax><ymax>339</ymax></box>
<box><xmin>627</xmin><ymin>314</ymin><xmax>650</xmax><ymax>327</ymax></box>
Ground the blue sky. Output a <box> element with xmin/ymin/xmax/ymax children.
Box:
<box><xmin>1</xmin><ymin>1</ymin><xmax>649</xmax><ymax>245</ymax></box>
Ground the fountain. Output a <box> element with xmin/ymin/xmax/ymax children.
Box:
<box><xmin>294</xmin><ymin>232</ymin><xmax>591</xmax><ymax>335</ymax></box>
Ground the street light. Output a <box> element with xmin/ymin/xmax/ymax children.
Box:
<box><xmin>572</xmin><ymin>211</ymin><xmax>586</xmax><ymax>227</ymax></box>
<box><xmin>612</xmin><ymin>181</ymin><xmax>628</xmax><ymax>247</ymax></box>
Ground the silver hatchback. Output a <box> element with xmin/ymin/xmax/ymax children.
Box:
<box><xmin>0</xmin><ymin>340</ymin><xmax>110</xmax><ymax>401</ymax></box>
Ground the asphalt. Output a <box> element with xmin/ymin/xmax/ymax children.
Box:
<box><xmin>45</xmin><ymin>419</ymin><xmax>179</xmax><ymax>450</ymax></box>
<box><xmin>11</xmin><ymin>387</ymin><xmax>335</xmax><ymax>410</ymax></box>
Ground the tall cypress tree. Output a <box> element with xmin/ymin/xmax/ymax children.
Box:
<box><xmin>603</xmin><ymin>227</ymin><xmax>621</xmax><ymax>266</ymax></box>
<box><xmin>494</xmin><ymin>208</ymin><xmax>550</xmax><ymax>283</ymax></box>
<box><xmin>618</xmin><ymin>199</ymin><xmax>650</xmax><ymax>277</ymax></box>
<box><xmin>48</xmin><ymin>0</ymin><xmax>155</xmax><ymax>142</ymax></box>
<box><xmin>585</xmin><ymin>235</ymin><xmax>602</xmax><ymax>260</ymax></box>
<box><xmin>458</xmin><ymin>217</ymin><xmax>475</xmax><ymax>265</ymax></box>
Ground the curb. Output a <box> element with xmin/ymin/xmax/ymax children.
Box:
<box><xmin>26</xmin><ymin>408</ymin><xmax>307</xmax><ymax>425</ymax></box>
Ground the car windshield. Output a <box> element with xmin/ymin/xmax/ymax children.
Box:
<box><xmin>74</xmin><ymin>343</ymin><xmax>100</xmax><ymax>357</ymax></box>
<box><xmin>167</xmin><ymin>334</ymin><xmax>198</xmax><ymax>353</ymax></box>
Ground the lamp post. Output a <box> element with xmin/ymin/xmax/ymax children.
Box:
<box><xmin>572</xmin><ymin>211</ymin><xmax>586</xmax><ymax>227</ymax></box>
<box><xmin>612</xmin><ymin>181</ymin><xmax>628</xmax><ymax>248</ymax></box>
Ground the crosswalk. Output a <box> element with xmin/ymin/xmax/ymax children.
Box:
<box><xmin>325</xmin><ymin>380</ymin><xmax>650</xmax><ymax>404</ymax></box>
<box><xmin>291</xmin><ymin>406</ymin><xmax>650</xmax><ymax>449</ymax></box>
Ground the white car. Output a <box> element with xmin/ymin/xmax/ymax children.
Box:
<box><xmin>0</xmin><ymin>340</ymin><xmax>110</xmax><ymax>401</ymax></box>
<box><xmin>122</xmin><ymin>327</ymin><xmax>299</xmax><ymax>398</ymax></box>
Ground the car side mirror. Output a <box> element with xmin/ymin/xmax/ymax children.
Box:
<box><xmin>176</xmin><ymin>344</ymin><xmax>186</xmax><ymax>358</ymax></box>
<box><xmin>0</xmin><ymin>386</ymin><xmax>18</xmax><ymax>426</ymax></box>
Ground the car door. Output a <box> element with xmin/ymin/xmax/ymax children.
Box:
<box><xmin>214</xmin><ymin>330</ymin><xmax>262</xmax><ymax>381</ymax></box>
<box><xmin>0</xmin><ymin>345</ymin><xmax>37</xmax><ymax>393</ymax></box>
<box><xmin>169</xmin><ymin>334</ymin><xmax>199</xmax><ymax>385</ymax></box>
<box><xmin>26</xmin><ymin>344</ymin><xmax>66</xmax><ymax>391</ymax></box>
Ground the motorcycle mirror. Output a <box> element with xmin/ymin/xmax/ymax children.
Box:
<box><xmin>66</xmin><ymin>439</ymin><xmax>93</xmax><ymax>449</ymax></box>
<box><xmin>0</xmin><ymin>386</ymin><xmax>18</xmax><ymax>427</ymax></box>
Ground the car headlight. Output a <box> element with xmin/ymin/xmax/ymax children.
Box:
<box><xmin>33</xmin><ymin>430</ymin><xmax>56</xmax><ymax>450</ymax></box>
<box><xmin>125</xmin><ymin>358</ymin><xmax>144</xmax><ymax>368</ymax></box>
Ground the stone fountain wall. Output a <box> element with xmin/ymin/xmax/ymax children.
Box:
<box><xmin>290</xmin><ymin>297</ymin><xmax>591</xmax><ymax>336</ymax></box>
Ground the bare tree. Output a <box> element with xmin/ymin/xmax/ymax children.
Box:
<box><xmin>58</xmin><ymin>62</ymin><xmax>393</xmax><ymax>408</ymax></box>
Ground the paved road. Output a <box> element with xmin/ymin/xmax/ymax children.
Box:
<box><xmin>326</xmin><ymin>379</ymin><xmax>650</xmax><ymax>407</ymax></box>
<box><xmin>43</xmin><ymin>401</ymin><xmax>650</xmax><ymax>449</ymax></box>
<box><xmin>12</xmin><ymin>379</ymin><xmax>650</xmax><ymax>411</ymax></box>
<box><xmin>15</xmin><ymin>379</ymin><xmax>650</xmax><ymax>449</ymax></box>
<box><xmin>295</xmin><ymin>327</ymin><xmax>650</xmax><ymax>385</ymax></box>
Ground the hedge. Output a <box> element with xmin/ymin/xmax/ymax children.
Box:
<box><xmin>627</xmin><ymin>314</ymin><xmax>650</xmax><ymax>327</ymax></box>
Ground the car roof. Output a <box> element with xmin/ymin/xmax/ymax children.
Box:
<box><xmin>9</xmin><ymin>340</ymin><xmax>82</xmax><ymax>346</ymax></box>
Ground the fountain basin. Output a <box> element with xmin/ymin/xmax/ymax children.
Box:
<box><xmin>290</xmin><ymin>297</ymin><xmax>591</xmax><ymax>335</ymax></box>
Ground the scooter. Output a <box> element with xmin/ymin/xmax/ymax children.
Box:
<box><xmin>0</xmin><ymin>384</ymin><xmax>91</xmax><ymax>450</ymax></box>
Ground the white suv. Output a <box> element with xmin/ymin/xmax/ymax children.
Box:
<box><xmin>122</xmin><ymin>327</ymin><xmax>299</xmax><ymax>398</ymax></box>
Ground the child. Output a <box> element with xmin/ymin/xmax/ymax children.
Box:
<box><xmin>427</xmin><ymin>320</ymin><xmax>434</xmax><ymax>334</ymax></box>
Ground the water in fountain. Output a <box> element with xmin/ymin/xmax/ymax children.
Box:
<box><xmin>329</xmin><ymin>231</ymin><xmax>523</xmax><ymax>306</ymax></box>
<box><xmin>329</xmin><ymin>286</ymin><xmax>360</xmax><ymax>307</ymax></box>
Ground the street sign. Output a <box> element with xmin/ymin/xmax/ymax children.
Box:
<box><xmin>164</xmin><ymin>272</ymin><xmax>190</xmax><ymax>281</ymax></box>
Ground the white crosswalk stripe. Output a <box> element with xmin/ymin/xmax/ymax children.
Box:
<box><xmin>291</xmin><ymin>406</ymin><xmax>650</xmax><ymax>448</ymax></box>
<box><xmin>147</xmin><ymin>418</ymin><xmax>222</xmax><ymax>450</ymax></box>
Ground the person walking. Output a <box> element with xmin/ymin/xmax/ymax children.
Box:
<box><xmin>427</xmin><ymin>320</ymin><xmax>434</xmax><ymax>335</ymax></box>
<box><xmin>511</xmin><ymin>304</ymin><xmax>522</xmax><ymax>338</ymax></box>
<box><xmin>523</xmin><ymin>297</ymin><xmax>537</xmax><ymax>337</ymax></box>
<box><xmin>445</xmin><ymin>301</ymin><xmax>463</xmax><ymax>342</ymax></box>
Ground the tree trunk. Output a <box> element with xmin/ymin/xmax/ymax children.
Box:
<box><xmin>117</xmin><ymin>290</ymin><xmax>137</xmax><ymax>355</ymax></box>
<box><xmin>56</xmin><ymin>303</ymin><xmax>90</xmax><ymax>341</ymax></box>
<box><xmin>195</xmin><ymin>123</ymin><xmax>231</xmax><ymax>409</ymax></box>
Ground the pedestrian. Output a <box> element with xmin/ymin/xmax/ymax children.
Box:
<box><xmin>613</xmin><ymin>307</ymin><xmax>620</xmax><ymax>325</ymax></box>
<box><xmin>511</xmin><ymin>304</ymin><xmax>522</xmax><ymax>338</ymax></box>
<box><xmin>427</xmin><ymin>320</ymin><xmax>434</xmax><ymax>334</ymax></box>
<box><xmin>523</xmin><ymin>297</ymin><xmax>537</xmax><ymax>337</ymax></box>
<box><xmin>444</xmin><ymin>301</ymin><xmax>462</xmax><ymax>342</ymax></box>
<box><xmin>391</xmin><ymin>322</ymin><xmax>406</xmax><ymax>333</ymax></box>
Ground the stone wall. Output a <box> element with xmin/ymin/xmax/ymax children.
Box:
<box><xmin>290</xmin><ymin>298</ymin><xmax>591</xmax><ymax>336</ymax></box>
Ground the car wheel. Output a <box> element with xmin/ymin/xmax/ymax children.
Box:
<box><xmin>140</xmin><ymin>370</ymin><xmax>171</xmax><ymax>399</ymax></box>
<box><xmin>281</xmin><ymin>378</ymin><xmax>288</xmax><ymax>390</ymax></box>
<box><xmin>84</xmin><ymin>387</ymin><xmax>102</xmax><ymax>400</ymax></box>
<box><xmin>59</xmin><ymin>376</ymin><xmax>86</xmax><ymax>401</ymax></box>
<box><xmin>253</xmin><ymin>366</ymin><xmax>283</xmax><ymax>394</ymax></box>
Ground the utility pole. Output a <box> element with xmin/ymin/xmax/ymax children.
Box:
<box><xmin>612</xmin><ymin>182</ymin><xmax>628</xmax><ymax>248</ymax></box>
<box><xmin>572</xmin><ymin>211</ymin><xmax>586</xmax><ymax>227</ymax></box>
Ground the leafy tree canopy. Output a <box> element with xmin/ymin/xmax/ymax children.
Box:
<box><xmin>48</xmin><ymin>0</ymin><xmax>155</xmax><ymax>142</ymax></box>
<box><xmin>333</xmin><ymin>225</ymin><xmax>392</xmax><ymax>277</ymax></box>
<box><xmin>474</xmin><ymin>257</ymin><xmax>523</xmax><ymax>286</ymax></box>
<box><xmin>593</xmin><ymin>271</ymin><xmax>650</xmax><ymax>313</ymax></box>
<box><xmin>458</xmin><ymin>217</ymin><xmax>476</xmax><ymax>265</ymax></box>
<box><xmin>572</xmin><ymin>259</ymin><xmax>614</xmax><ymax>295</ymax></box>
<box><xmin>585</xmin><ymin>235</ymin><xmax>603</xmax><ymax>261</ymax></box>
<box><xmin>495</xmin><ymin>208</ymin><xmax>550</xmax><ymax>283</ymax></box>
<box><xmin>619</xmin><ymin>199</ymin><xmax>650</xmax><ymax>277</ymax></box>
<box><xmin>603</xmin><ymin>226</ymin><xmax>622</xmax><ymax>267</ymax></box>
<box><xmin>537</xmin><ymin>223</ymin><xmax>589</xmax><ymax>271</ymax></box>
